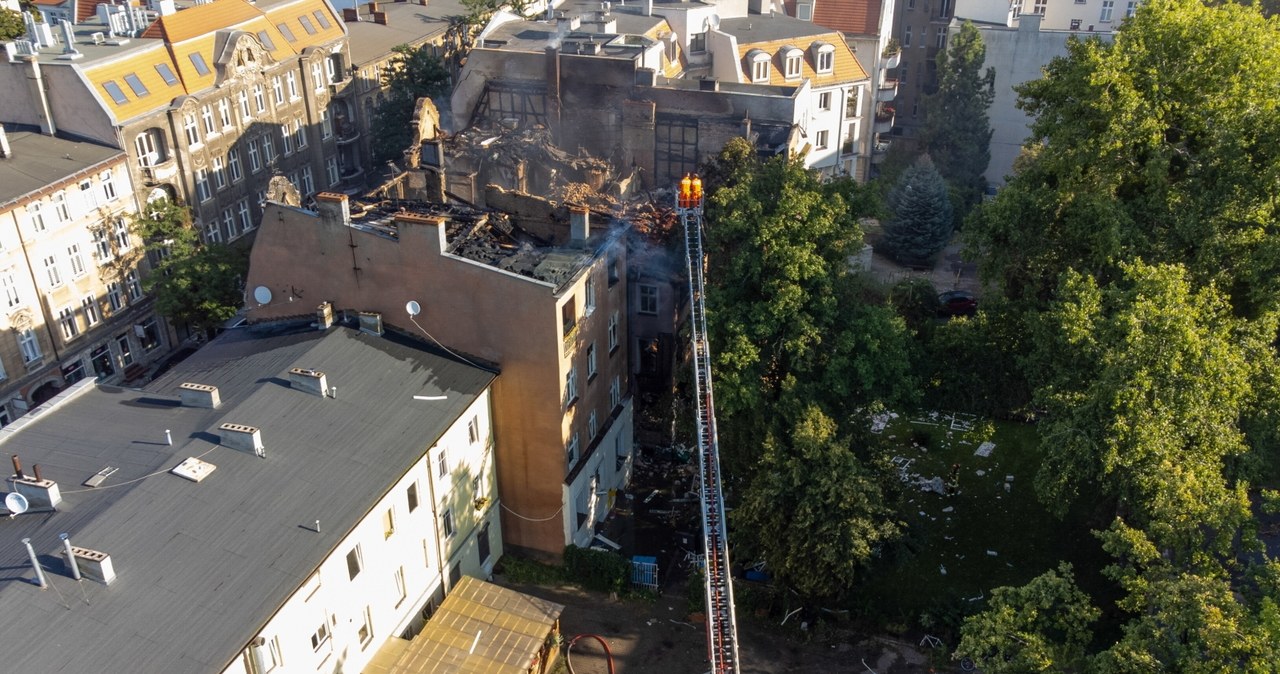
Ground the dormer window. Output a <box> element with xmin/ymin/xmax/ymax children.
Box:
<box><xmin>747</xmin><ymin>49</ymin><xmax>771</xmax><ymax>83</ymax></box>
<box><xmin>812</xmin><ymin>42</ymin><xmax>836</xmax><ymax>74</ymax></box>
<box><xmin>782</xmin><ymin>46</ymin><xmax>803</xmax><ymax>79</ymax></box>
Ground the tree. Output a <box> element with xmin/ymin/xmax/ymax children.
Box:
<box><xmin>734</xmin><ymin>406</ymin><xmax>902</xmax><ymax>600</ymax></box>
<box><xmin>882</xmin><ymin>156</ymin><xmax>952</xmax><ymax>265</ymax></box>
<box><xmin>1033</xmin><ymin>262</ymin><xmax>1257</xmax><ymax>558</ymax></box>
<box><xmin>0</xmin><ymin>8</ymin><xmax>24</xmax><ymax>41</ymax></box>
<box><xmin>919</xmin><ymin>20</ymin><xmax>994</xmax><ymax>224</ymax></box>
<box><xmin>136</xmin><ymin>199</ymin><xmax>249</xmax><ymax>336</ymax></box>
<box><xmin>966</xmin><ymin>0</ymin><xmax>1280</xmax><ymax>317</ymax></box>
<box><xmin>370</xmin><ymin>45</ymin><xmax>452</xmax><ymax>164</ymax></box>
<box><xmin>954</xmin><ymin>563</ymin><xmax>1099</xmax><ymax>673</ymax></box>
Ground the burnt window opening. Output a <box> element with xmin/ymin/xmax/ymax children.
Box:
<box><xmin>654</xmin><ymin>115</ymin><xmax>698</xmax><ymax>186</ymax></box>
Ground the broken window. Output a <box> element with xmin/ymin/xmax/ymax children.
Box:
<box><xmin>654</xmin><ymin>115</ymin><xmax>698</xmax><ymax>187</ymax></box>
<box><xmin>562</xmin><ymin>297</ymin><xmax>577</xmax><ymax>336</ymax></box>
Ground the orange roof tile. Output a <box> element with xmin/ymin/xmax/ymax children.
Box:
<box><xmin>141</xmin><ymin>0</ymin><xmax>263</xmax><ymax>42</ymax></box>
<box><xmin>82</xmin><ymin>43</ymin><xmax>186</xmax><ymax>122</ymax></box>
<box><xmin>736</xmin><ymin>33</ymin><xmax>867</xmax><ymax>86</ymax></box>
<box><xmin>811</xmin><ymin>0</ymin><xmax>883</xmax><ymax>38</ymax></box>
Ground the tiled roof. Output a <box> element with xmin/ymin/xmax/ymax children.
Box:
<box><xmin>141</xmin><ymin>0</ymin><xmax>263</xmax><ymax>41</ymax></box>
<box><xmin>82</xmin><ymin>43</ymin><xmax>187</xmax><ymax>122</ymax></box>
<box><xmin>812</xmin><ymin>0</ymin><xmax>883</xmax><ymax>37</ymax></box>
<box><xmin>730</xmin><ymin>26</ymin><xmax>868</xmax><ymax>86</ymax></box>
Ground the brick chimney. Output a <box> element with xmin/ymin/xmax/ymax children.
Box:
<box><xmin>315</xmin><ymin>192</ymin><xmax>350</xmax><ymax>227</ymax></box>
<box><xmin>570</xmin><ymin>206</ymin><xmax>590</xmax><ymax>243</ymax></box>
<box><xmin>179</xmin><ymin>382</ymin><xmax>221</xmax><ymax>408</ymax></box>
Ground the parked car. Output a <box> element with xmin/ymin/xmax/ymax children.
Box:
<box><xmin>938</xmin><ymin>290</ymin><xmax>978</xmax><ymax>317</ymax></box>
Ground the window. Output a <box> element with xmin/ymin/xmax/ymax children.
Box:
<box><xmin>939</xmin><ymin>0</ymin><xmax>953</xmax><ymax>16</ymax></box>
<box><xmin>1070</xmin><ymin>18</ymin><xmax>1082</xmax><ymax>28</ymax></box>
<box><xmin>382</xmin><ymin>507</ymin><xmax>396</xmax><ymax>538</ymax></box>
<box><xmin>588</xmin><ymin>409</ymin><xmax>598</xmax><ymax>439</ymax></box>
<box><xmin>195</xmin><ymin>169</ymin><xmax>212</xmax><ymax>202</ymax></box>
<box><xmin>437</xmin><ymin>448</ymin><xmax>448</xmax><ymax>477</ymax></box>
<box><xmin>218</xmin><ymin>98</ymin><xmax>232</xmax><ymax>130</ymax></box>
<box><xmin>562</xmin><ymin>297</ymin><xmax>577</xmax><ymax>337</ymax></box>
<box><xmin>237</xmin><ymin>199</ymin><xmax>253</xmax><ymax>234</ymax></box>
<box><xmin>228</xmin><ymin>148</ymin><xmax>242</xmax><ymax>182</ymax></box>
<box><xmin>262</xmin><ymin>133</ymin><xmax>276</xmax><ymax>164</ymax></box>
<box><xmin>67</xmin><ymin>244</ymin><xmax>86</xmax><ymax>277</ymax></box>
<box><xmin>248</xmin><ymin>138</ymin><xmax>262</xmax><ymax>173</ymax></box>
<box><xmin>393</xmin><ymin>566</ymin><xmax>407</xmax><ymax>604</ymax></box>
<box><xmin>107</xmin><ymin>282</ymin><xmax>124</xmax><ymax>311</ymax></box>
<box><xmin>257</xmin><ymin>30</ymin><xmax>276</xmax><ymax>51</ymax></box>
<box><xmin>778</xmin><ymin>49</ymin><xmax>798</xmax><ymax>78</ymax></box>
<box><xmin>407</xmin><ymin>482</ymin><xmax>419</xmax><ymax>512</ymax></box>
<box><xmin>212</xmin><ymin>156</ymin><xmax>227</xmax><ymax>189</ymax></box>
<box><xmin>126</xmin><ymin>269</ymin><xmax>143</xmax><ymax>301</ymax></box>
<box><xmin>313</xmin><ymin>9</ymin><xmax>332</xmax><ymax>29</ymax></box>
<box><xmin>1099</xmin><ymin>0</ymin><xmax>1113</xmax><ymax>20</ymax></box>
<box><xmin>608</xmin><ymin>311</ymin><xmax>618</xmax><ymax>351</ymax></box>
<box><xmin>27</xmin><ymin>203</ymin><xmax>46</xmax><ymax>232</ymax></box>
<box><xmin>115</xmin><ymin>333</ymin><xmax>133</xmax><ymax>367</ymax></box>
<box><xmin>1011</xmin><ymin>0</ymin><xmax>1022</xmax><ymax>17</ymax></box>
<box><xmin>326</xmin><ymin>156</ymin><xmax>340</xmax><ymax>185</ymax></box>
<box><xmin>299</xmin><ymin>14</ymin><xmax>317</xmax><ymax>35</ymax></box>
<box><xmin>310</xmin><ymin>622</ymin><xmax>330</xmax><ymax>651</ymax></box>
<box><xmin>816</xmin><ymin>129</ymin><xmax>829</xmax><ymax>149</ymax></box>
<box><xmin>94</xmin><ymin>227</ymin><xmax>112</xmax><ymax>262</ymax></box>
<box><xmin>278</xmin><ymin>22</ymin><xmax>297</xmax><ymax>43</ymax></box>
<box><xmin>311</xmin><ymin>62</ymin><xmax>324</xmax><ymax>92</ymax></box>
<box><xmin>281</xmin><ymin>123</ymin><xmax>294</xmax><ymax>155</ymax></box>
<box><xmin>18</xmin><ymin>329</ymin><xmax>40</xmax><ymax>363</ymax></box>
<box><xmin>441</xmin><ymin>508</ymin><xmax>455</xmax><ymax>538</ymax></box>
<box><xmin>610</xmin><ymin>374</ymin><xmax>621</xmax><ymax>409</ymax></box>
<box><xmin>286</xmin><ymin>72</ymin><xmax>299</xmax><ymax>100</ymax></box>
<box><xmin>816</xmin><ymin>48</ymin><xmax>834</xmax><ymax>73</ymax></box>
<box><xmin>135</xmin><ymin>128</ymin><xmax>164</xmax><ymax>167</ymax></box>
<box><xmin>936</xmin><ymin>28</ymin><xmax>947</xmax><ymax>50</ymax></box>
<box><xmin>585</xmin><ymin>276</ymin><xmax>596</xmax><ymax>315</ymax></box>
<box><xmin>253</xmin><ymin>83</ymin><xmax>266</xmax><ymax>113</ymax></box>
<box><xmin>346</xmin><ymin>545</ymin><xmax>363</xmax><ymax>579</ymax></box>
<box><xmin>222</xmin><ymin>208</ymin><xmax>236</xmax><ymax>241</ymax></box>
<box><xmin>468</xmin><ymin>416</ymin><xmax>480</xmax><ymax>444</ymax></box>
<box><xmin>798</xmin><ymin>3</ymin><xmax>812</xmax><ymax>19</ymax></box>
<box><xmin>638</xmin><ymin>284</ymin><xmax>658</xmax><ymax>315</ymax></box>
<box><xmin>903</xmin><ymin>28</ymin><xmax>912</xmax><ymax>48</ymax></box>
<box><xmin>272</xmin><ymin>75</ymin><xmax>284</xmax><ymax>104</ymax></box>
<box><xmin>587</xmin><ymin>343</ymin><xmax>597</xmax><ymax>379</ymax></box>
<box><xmin>818</xmin><ymin>91</ymin><xmax>832</xmax><ymax>110</ymax></box>
<box><xmin>300</xmin><ymin>166</ymin><xmax>314</xmax><ymax>196</ymax></box>
<box><xmin>101</xmin><ymin>170</ymin><xmax>117</xmax><ymax>201</ymax></box>
<box><xmin>608</xmin><ymin>251</ymin><xmax>620</xmax><ymax>286</ymax></box>
<box><xmin>102</xmin><ymin>81</ymin><xmax>129</xmax><ymax>104</ymax></box>
<box><xmin>43</xmin><ymin>255</ymin><xmax>61</xmax><ymax>287</ymax></box>
<box><xmin>238</xmin><ymin>90</ymin><xmax>251</xmax><ymax>120</ymax></box>
<box><xmin>320</xmin><ymin>109</ymin><xmax>333</xmax><ymax>138</ymax></box>
<box><xmin>1126</xmin><ymin>0</ymin><xmax>1138</xmax><ymax>17</ymax></box>
<box><xmin>189</xmin><ymin>52</ymin><xmax>210</xmax><ymax>75</ymax></box>
<box><xmin>155</xmin><ymin>63</ymin><xmax>178</xmax><ymax>85</ymax></box>
<box><xmin>293</xmin><ymin>119</ymin><xmax>307</xmax><ymax>148</ymax></box>
<box><xmin>478</xmin><ymin>522</ymin><xmax>492</xmax><ymax>565</ymax></box>
<box><xmin>899</xmin><ymin>61</ymin><xmax>909</xmax><ymax>84</ymax></box>
<box><xmin>78</xmin><ymin>179</ymin><xmax>97</xmax><ymax>214</ymax></box>
<box><xmin>113</xmin><ymin>217</ymin><xmax>131</xmax><ymax>250</ymax></box>
<box><xmin>82</xmin><ymin>295</ymin><xmax>99</xmax><ymax>328</ymax></box>
<box><xmin>205</xmin><ymin>218</ymin><xmax>222</xmax><ymax>243</ymax></box>
<box><xmin>53</xmin><ymin>191</ymin><xmax>70</xmax><ymax>222</ymax></box>
<box><xmin>183</xmin><ymin>112</ymin><xmax>200</xmax><ymax>147</ymax></box>
<box><xmin>357</xmin><ymin>606</ymin><xmax>373</xmax><ymax>647</ymax></box>
<box><xmin>1033</xmin><ymin>0</ymin><xmax>1047</xmax><ymax>14</ymax></box>
<box><xmin>565</xmin><ymin>366</ymin><xmax>578</xmax><ymax>407</ymax></box>
<box><xmin>1</xmin><ymin>269</ymin><xmax>19</xmax><ymax>307</ymax></box>
<box><xmin>201</xmin><ymin>104</ymin><xmax>216</xmax><ymax>135</ymax></box>
<box><xmin>750</xmin><ymin>53</ymin><xmax>770</xmax><ymax>82</ymax></box>
<box><xmin>566</xmin><ymin>432</ymin><xmax>580</xmax><ymax>466</ymax></box>
<box><xmin>58</xmin><ymin>306</ymin><xmax>79</xmax><ymax>340</ymax></box>
<box><xmin>690</xmin><ymin>31</ymin><xmax>706</xmax><ymax>53</ymax></box>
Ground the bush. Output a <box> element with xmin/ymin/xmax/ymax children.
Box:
<box><xmin>495</xmin><ymin>554</ymin><xmax>567</xmax><ymax>585</ymax></box>
<box><xmin>563</xmin><ymin>545</ymin><xmax>630</xmax><ymax>593</ymax></box>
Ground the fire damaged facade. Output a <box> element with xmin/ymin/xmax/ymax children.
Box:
<box><xmin>453</xmin><ymin>0</ymin><xmax>876</xmax><ymax>185</ymax></box>
<box><xmin>244</xmin><ymin>162</ymin><xmax>636</xmax><ymax>557</ymax></box>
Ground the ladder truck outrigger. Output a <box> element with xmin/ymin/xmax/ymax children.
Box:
<box><xmin>675</xmin><ymin>174</ymin><xmax>741</xmax><ymax>674</ymax></box>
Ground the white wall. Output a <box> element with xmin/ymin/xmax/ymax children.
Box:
<box><xmin>566</xmin><ymin>400</ymin><xmax>634</xmax><ymax>548</ymax></box>
<box><xmin>219</xmin><ymin>389</ymin><xmax>501</xmax><ymax>674</ymax></box>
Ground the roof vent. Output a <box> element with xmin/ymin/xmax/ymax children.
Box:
<box><xmin>179</xmin><ymin>382</ymin><xmax>221</xmax><ymax>408</ymax></box>
<box><xmin>171</xmin><ymin>456</ymin><xmax>217</xmax><ymax>482</ymax></box>
<box><xmin>219</xmin><ymin>423</ymin><xmax>265</xmax><ymax>456</ymax></box>
<box><xmin>358</xmin><ymin>311</ymin><xmax>383</xmax><ymax>336</ymax></box>
<box><xmin>289</xmin><ymin>367</ymin><xmax>329</xmax><ymax>397</ymax></box>
<box><xmin>317</xmin><ymin>301</ymin><xmax>335</xmax><ymax>329</ymax></box>
<box><xmin>70</xmin><ymin>545</ymin><xmax>116</xmax><ymax>584</ymax></box>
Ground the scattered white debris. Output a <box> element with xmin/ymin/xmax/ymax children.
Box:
<box><xmin>975</xmin><ymin>469</ymin><xmax>986</xmax><ymax>476</ymax></box>
<box><xmin>919</xmin><ymin>511</ymin><xmax>927</xmax><ymax>516</ymax></box>
<box><xmin>942</xmin><ymin>506</ymin><xmax>954</xmax><ymax>513</ymax></box>
<box><xmin>974</xmin><ymin>442</ymin><xmax>995</xmax><ymax>457</ymax></box>
<box><xmin>917</xmin><ymin>476</ymin><xmax>947</xmax><ymax>495</ymax></box>
<box><xmin>1004</xmin><ymin>483</ymin><xmax>1012</xmax><ymax>493</ymax></box>
<box><xmin>987</xmin><ymin>550</ymin><xmax>999</xmax><ymax>556</ymax></box>
<box><xmin>1006</xmin><ymin>475</ymin><xmax>1015</xmax><ymax>481</ymax></box>
<box><xmin>939</xmin><ymin>564</ymin><xmax>947</xmax><ymax>575</ymax></box>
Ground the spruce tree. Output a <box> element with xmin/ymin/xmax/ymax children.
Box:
<box><xmin>921</xmin><ymin>21</ymin><xmax>995</xmax><ymax>225</ymax></box>
<box><xmin>883</xmin><ymin>156</ymin><xmax>953</xmax><ymax>264</ymax></box>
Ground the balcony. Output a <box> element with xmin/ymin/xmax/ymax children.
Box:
<box><xmin>328</xmin><ymin>77</ymin><xmax>354</xmax><ymax>98</ymax></box>
<box><xmin>874</xmin><ymin>106</ymin><xmax>895</xmax><ymax>134</ymax></box>
<box><xmin>335</xmin><ymin>123</ymin><xmax>361</xmax><ymax>145</ymax></box>
<box><xmin>877</xmin><ymin>78</ymin><xmax>898</xmax><ymax>103</ymax></box>
<box><xmin>871</xmin><ymin>140</ymin><xmax>891</xmax><ymax>164</ymax></box>
<box><xmin>882</xmin><ymin>50</ymin><xmax>901</xmax><ymax>70</ymax></box>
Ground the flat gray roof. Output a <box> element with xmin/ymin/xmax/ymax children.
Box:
<box><xmin>719</xmin><ymin>13</ymin><xmax>840</xmax><ymax>43</ymax></box>
<box><xmin>341</xmin><ymin>0</ymin><xmax>472</xmax><ymax>65</ymax></box>
<box><xmin>0</xmin><ymin>322</ymin><xmax>494</xmax><ymax>673</ymax></box>
<box><xmin>0</xmin><ymin>130</ymin><xmax>124</xmax><ymax>207</ymax></box>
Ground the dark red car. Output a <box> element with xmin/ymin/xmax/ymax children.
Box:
<box><xmin>938</xmin><ymin>290</ymin><xmax>978</xmax><ymax>317</ymax></box>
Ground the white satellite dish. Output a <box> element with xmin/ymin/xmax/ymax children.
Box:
<box><xmin>706</xmin><ymin>13</ymin><xmax>720</xmax><ymax>31</ymax></box>
<box><xmin>253</xmin><ymin>286</ymin><xmax>273</xmax><ymax>304</ymax></box>
<box><xmin>406</xmin><ymin>300</ymin><xmax>422</xmax><ymax>317</ymax></box>
<box><xmin>5</xmin><ymin>492</ymin><xmax>30</xmax><ymax>516</ymax></box>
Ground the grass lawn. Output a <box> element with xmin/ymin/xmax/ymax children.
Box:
<box><xmin>851</xmin><ymin>410</ymin><xmax>1112</xmax><ymax>632</ymax></box>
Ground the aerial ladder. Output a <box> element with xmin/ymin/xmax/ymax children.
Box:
<box><xmin>675</xmin><ymin>175</ymin><xmax>741</xmax><ymax>674</ymax></box>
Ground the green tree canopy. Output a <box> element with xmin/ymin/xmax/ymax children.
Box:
<box><xmin>370</xmin><ymin>45</ymin><xmax>452</xmax><ymax>164</ymax></box>
<box><xmin>955</xmin><ymin>563</ymin><xmax>1099</xmax><ymax>673</ymax></box>
<box><xmin>920</xmin><ymin>20</ymin><xmax>994</xmax><ymax>222</ymax></box>
<box><xmin>136</xmin><ymin>199</ymin><xmax>249</xmax><ymax>336</ymax></box>
<box><xmin>0</xmin><ymin>8</ymin><xmax>24</xmax><ymax>41</ymax></box>
<box><xmin>966</xmin><ymin>0</ymin><xmax>1280</xmax><ymax>316</ymax></box>
<box><xmin>882</xmin><ymin>156</ymin><xmax>953</xmax><ymax>264</ymax></box>
<box><xmin>734</xmin><ymin>406</ymin><xmax>902</xmax><ymax>600</ymax></box>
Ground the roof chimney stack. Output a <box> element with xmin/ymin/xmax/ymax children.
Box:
<box><xmin>11</xmin><ymin>454</ymin><xmax>24</xmax><ymax>479</ymax></box>
<box><xmin>315</xmin><ymin>192</ymin><xmax>350</xmax><ymax>227</ymax></box>
<box><xmin>179</xmin><ymin>382</ymin><xmax>221</xmax><ymax>408</ymax></box>
<box><xmin>289</xmin><ymin>368</ymin><xmax>329</xmax><ymax>397</ymax></box>
<box><xmin>0</xmin><ymin>124</ymin><xmax>10</xmax><ymax>159</ymax></box>
<box><xmin>570</xmin><ymin>206</ymin><xmax>590</xmax><ymax>244</ymax></box>
<box><xmin>69</xmin><ymin>545</ymin><xmax>116</xmax><ymax>584</ymax></box>
<box><xmin>13</xmin><ymin>473</ymin><xmax>62</xmax><ymax>509</ymax></box>
<box><xmin>317</xmin><ymin>301</ymin><xmax>335</xmax><ymax>329</ymax></box>
<box><xmin>219</xmin><ymin>423</ymin><xmax>265</xmax><ymax>457</ymax></box>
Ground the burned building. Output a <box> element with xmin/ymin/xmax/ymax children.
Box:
<box><xmin>244</xmin><ymin>187</ymin><xmax>634</xmax><ymax>559</ymax></box>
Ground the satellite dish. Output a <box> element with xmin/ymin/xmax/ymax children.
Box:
<box><xmin>253</xmin><ymin>286</ymin><xmax>273</xmax><ymax>304</ymax></box>
<box><xmin>5</xmin><ymin>492</ymin><xmax>29</xmax><ymax>516</ymax></box>
<box><xmin>706</xmin><ymin>14</ymin><xmax>720</xmax><ymax>31</ymax></box>
<box><xmin>405</xmin><ymin>300</ymin><xmax>422</xmax><ymax>317</ymax></box>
